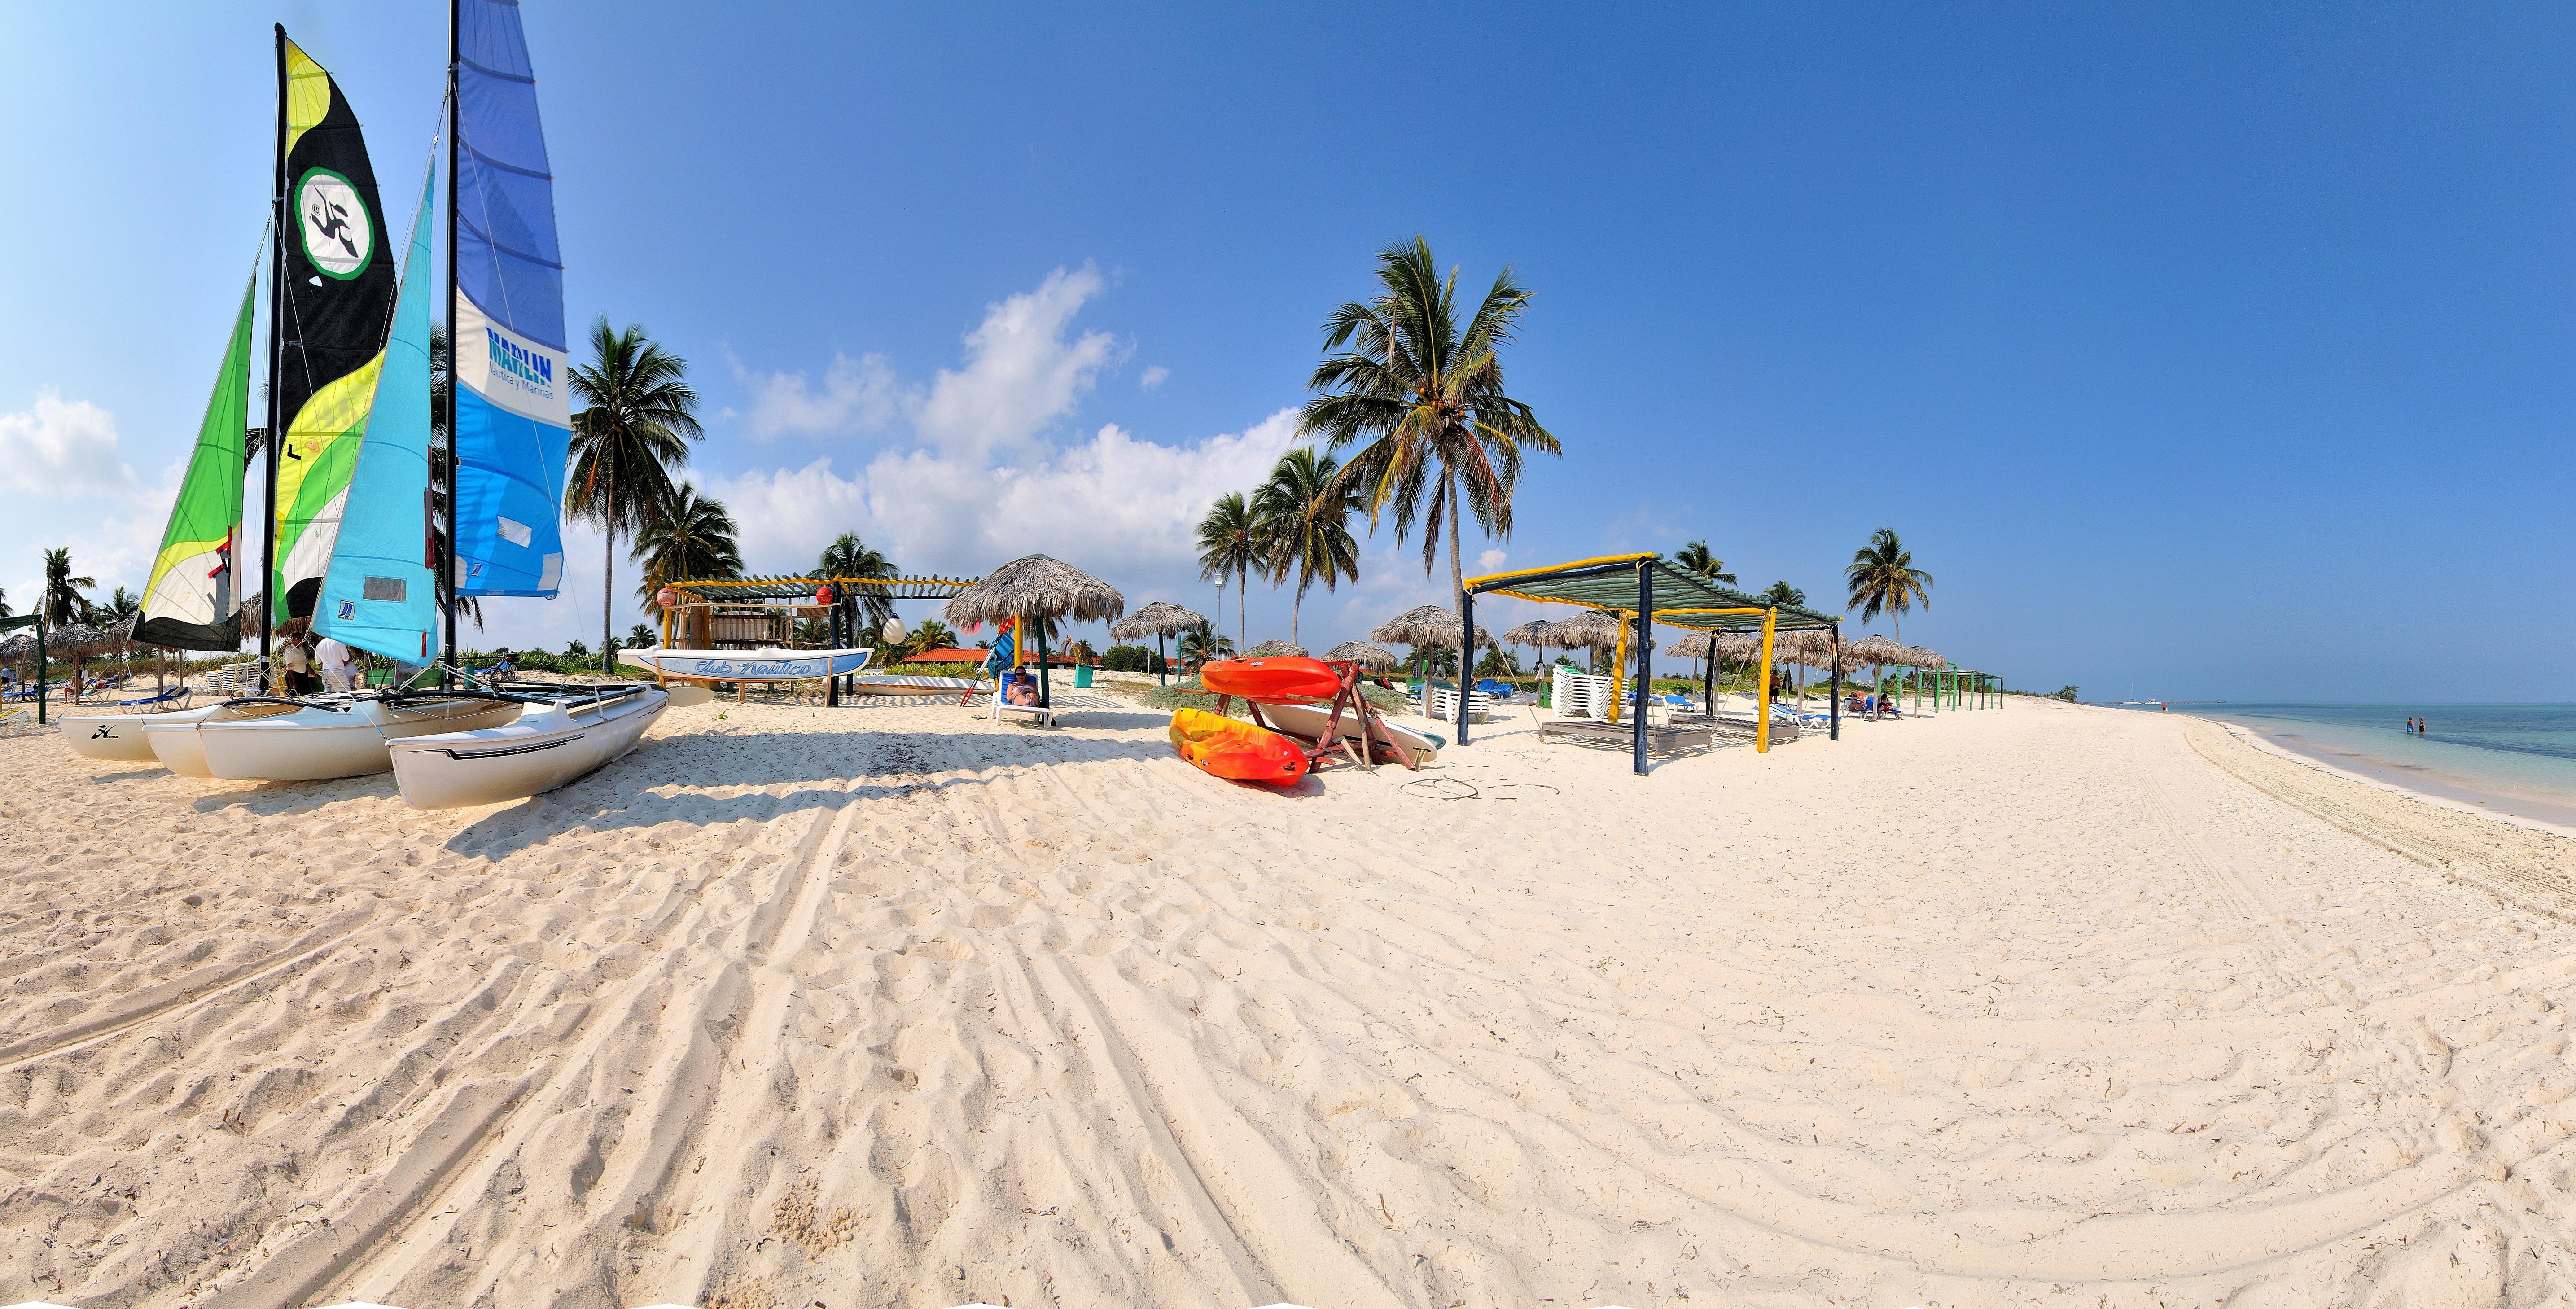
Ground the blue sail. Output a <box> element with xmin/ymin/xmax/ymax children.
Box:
<box><xmin>315</xmin><ymin>167</ymin><xmax>438</xmax><ymax>663</ymax></box>
<box><xmin>451</xmin><ymin>0</ymin><xmax>567</xmax><ymax>597</ymax></box>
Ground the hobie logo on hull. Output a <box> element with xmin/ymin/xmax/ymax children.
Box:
<box><xmin>487</xmin><ymin>329</ymin><xmax>553</xmax><ymax>390</ymax></box>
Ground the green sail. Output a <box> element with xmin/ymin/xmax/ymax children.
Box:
<box><xmin>135</xmin><ymin>273</ymin><xmax>256</xmax><ymax>651</ymax></box>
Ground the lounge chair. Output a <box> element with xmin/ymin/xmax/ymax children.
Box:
<box><xmin>0</xmin><ymin>706</ymin><xmax>31</xmax><ymax>738</ymax></box>
<box><xmin>1475</xmin><ymin>678</ymin><xmax>1516</xmax><ymax>700</ymax></box>
<box><xmin>119</xmin><ymin>685</ymin><xmax>192</xmax><ymax>712</ymax></box>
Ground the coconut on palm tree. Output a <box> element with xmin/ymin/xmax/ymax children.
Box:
<box><xmin>42</xmin><ymin>548</ymin><xmax>95</xmax><ymax>626</ymax></box>
<box><xmin>1195</xmin><ymin>491</ymin><xmax>1260</xmax><ymax>651</ymax></box>
<box><xmin>1675</xmin><ymin>539</ymin><xmax>1735</xmax><ymax>584</ymax></box>
<box><xmin>1844</xmin><ymin>527</ymin><xmax>1933</xmax><ymax>641</ymax></box>
<box><xmin>1251</xmin><ymin>447</ymin><xmax>1361</xmax><ymax>648</ymax></box>
<box><xmin>1301</xmin><ymin>235</ymin><xmax>1559</xmax><ymax>648</ymax></box>
<box><xmin>569</xmin><ymin>319</ymin><xmax>703</xmax><ymax>672</ymax></box>
<box><xmin>631</xmin><ymin>485</ymin><xmax>743</xmax><ymax>604</ymax></box>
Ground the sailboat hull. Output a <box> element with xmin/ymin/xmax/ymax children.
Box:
<box><xmin>390</xmin><ymin>687</ymin><xmax>667</xmax><ymax>809</ymax></box>
<box><xmin>198</xmin><ymin>696</ymin><xmax>522</xmax><ymax>782</ymax></box>
<box><xmin>60</xmin><ymin>706</ymin><xmax>224</xmax><ymax>763</ymax></box>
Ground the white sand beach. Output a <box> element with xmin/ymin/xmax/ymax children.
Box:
<box><xmin>5</xmin><ymin>696</ymin><xmax>2576</xmax><ymax>1307</ymax></box>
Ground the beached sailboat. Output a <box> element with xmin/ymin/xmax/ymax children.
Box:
<box><xmin>390</xmin><ymin>0</ymin><xmax>667</xmax><ymax>808</ymax></box>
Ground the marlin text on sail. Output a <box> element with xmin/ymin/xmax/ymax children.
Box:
<box><xmin>487</xmin><ymin>327</ymin><xmax>552</xmax><ymax>388</ymax></box>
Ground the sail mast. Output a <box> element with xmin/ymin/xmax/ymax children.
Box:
<box><xmin>263</xmin><ymin>23</ymin><xmax>289</xmax><ymax>683</ymax></box>
<box><xmin>441</xmin><ymin>0</ymin><xmax>461</xmax><ymax>685</ymax></box>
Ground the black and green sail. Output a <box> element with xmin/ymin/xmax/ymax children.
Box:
<box><xmin>135</xmin><ymin>271</ymin><xmax>257</xmax><ymax>651</ymax></box>
<box><xmin>270</xmin><ymin>36</ymin><xmax>398</xmax><ymax>624</ymax></box>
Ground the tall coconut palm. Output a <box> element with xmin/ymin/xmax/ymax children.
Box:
<box><xmin>817</xmin><ymin>532</ymin><xmax>898</xmax><ymax>639</ymax></box>
<box><xmin>570</xmin><ymin>319</ymin><xmax>703</xmax><ymax>672</ymax></box>
<box><xmin>1195</xmin><ymin>491</ymin><xmax>1260</xmax><ymax>651</ymax></box>
<box><xmin>900</xmin><ymin>618</ymin><xmax>956</xmax><ymax>660</ymax></box>
<box><xmin>1675</xmin><ymin>540</ymin><xmax>1735</xmax><ymax>585</ymax></box>
<box><xmin>1301</xmin><ymin>236</ymin><xmax>1560</xmax><ymax>647</ymax></box>
<box><xmin>42</xmin><ymin>548</ymin><xmax>94</xmax><ymax>626</ymax></box>
<box><xmin>1844</xmin><ymin>527</ymin><xmax>1933</xmax><ymax>641</ymax></box>
<box><xmin>631</xmin><ymin>485</ymin><xmax>743</xmax><ymax>603</ymax></box>
<box><xmin>1251</xmin><ymin>447</ymin><xmax>1361</xmax><ymax>648</ymax></box>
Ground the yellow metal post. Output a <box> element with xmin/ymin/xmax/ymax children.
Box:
<box><xmin>1756</xmin><ymin>607</ymin><xmax>1777</xmax><ymax>753</ymax></box>
<box><xmin>1608</xmin><ymin>622</ymin><xmax>1627</xmax><ymax>724</ymax></box>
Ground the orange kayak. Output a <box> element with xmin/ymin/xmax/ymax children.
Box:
<box><xmin>1170</xmin><ymin>708</ymin><xmax>1308</xmax><ymax>786</ymax></box>
<box><xmin>1199</xmin><ymin>656</ymin><xmax>1341</xmax><ymax>703</ymax></box>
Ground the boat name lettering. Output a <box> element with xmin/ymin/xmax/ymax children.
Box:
<box><xmin>486</xmin><ymin>328</ymin><xmax>554</xmax><ymax>390</ymax></box>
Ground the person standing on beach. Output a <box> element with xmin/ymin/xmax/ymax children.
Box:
<box><xmin>315</xmin><ymin>635</ymin><xmax>355</xmax><ymax>693</ymax></box>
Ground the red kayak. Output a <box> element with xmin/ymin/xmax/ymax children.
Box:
<box><xmin>1200</xmin><ymin>656</ymin><xmax>1341</xmax><ymax>703</ymax></box>
<box><xmin>1170</xmin><ymin>709</ymin><xmax>1308</xmax><ymax>786</ymax></box>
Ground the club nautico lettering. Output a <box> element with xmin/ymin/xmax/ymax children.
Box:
<box><xmin>486</xmin><ymin>328</ymin><xmax>553</xmax><ymax>389</ymax></box>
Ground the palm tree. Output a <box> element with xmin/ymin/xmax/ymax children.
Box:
<box><xmin>427</xmin><ymin>323</ymin><xmax>482</xmax><ymax>635</ymax></box>
<box><xmin>1251</xmin><ymin>447</ymin><xmax>1362</xmax><ymax>648</ymax></box>
<box><xmin>631</xmin><ymin>485</ymin><xmax>743</xmax><ymax>603</ymax></box>
<box><xmin>0</xmin><ymin>585</ymin><xmax>10</xmax><ymax>619</ymax></box>
<box><xmin>1844</xmin><ymin>527</ymin><xmax>1933</xmax><ymax>641</ymax></box>
<box><xmin>99</xmin><ymin>586</ymin><xmax>140</xmax><ymax>625</ymax></box>
<box><xmin>1177</xmin><ymin>623</ymin><xmax>1234</xmax><ymax>667</ymax></box>
<box><xmin>627</xmin><ymin>623</ymin><xmax>654</xmax><ymax>649</ymax></box>
<box><xmin>42</xmin><ymin>548</ymin><xmax>94</xmax><ymax>626</ymax></box>
<box><xmin>569</xmin><ymin>319</ymin><xmax>703</xmax><ymax>672</ymax></box>
<box><xmin>1675</xmin><ymin>540</ymin><xmax>1735</xmax><ymax>585</ymax></box>
<box><xmin>1761</xmin><ymin>580</ymin><xmax>1806</xmax><ymax>609</ymax></box>
<box><xmin>1195</xmin><ymin>491</ymin><xmax>1260</xmax><ymax>651</ymax></box>
<box><xmin>817</xmin><ymin>532</ymin><xmax>898</xmax><ymax>639</ymax></box>
<box><xmin>901</xmin><ymin>618</ymin><xmax>956</xmax><ymax>659</ymax></box>
<box><xmin>1301</xmin><ymin>235</ymin><xmax>1560</xmax><ymax>642</ymax></box>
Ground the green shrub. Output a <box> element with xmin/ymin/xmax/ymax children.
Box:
<box><xmin>895</xmin><ymin>662</ymin><xmax>985</xmax><ymax>679</ymax></box>
<box><xmin>1099</xmin><ymin>644</ymin><xmax>1167</xmax><ymax>674</ymax></box>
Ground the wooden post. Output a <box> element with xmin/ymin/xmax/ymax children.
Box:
<box><xmin>1701</xmin><ymin>632</ymin><xmax>1715</xmax><ymax>716</ymax></box>
<box><xmin>1755</xmin><ymin>607</ymin><xmax>1775</xmax><ymax>753</ymax></box>
<box><xmin>1632</xmin><ymin>563</ymin><xmax>1652</xmax><ymax>776</ymax></box>
<box><xmin>827</xmin><ymin>601</ymin><xmax>841</xmax><ymax>707</ymax></box>
<box><xmin>1456</xmin><ymin>589</ymin><xmax>1475</xmax><ymax>747</ymax></box>
<box><xmin>1828</xmin><ymin>621</ymin><xmax>1842</xmax><ymax>741</ymax></box>
<box><xmin>1036</xmin><ymin>617</ymin><xmax>1052</xmax><ymax>709</ymax></box>
<box><xmin>35</xmin><ymin>617</ymin><xmax>46</xmax><ymax>727</ymax></box>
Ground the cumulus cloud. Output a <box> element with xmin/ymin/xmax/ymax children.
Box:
<box><xmin>0</xmin><ymin>390</ymin><xmax>134</xmax><ymax>496</ymax></box>
<box><xmin>734</xmin><ymin>350</ymin><xmax>902</xmax><ymax>440</ymax></box>
<box><xmin>913</xmin><ymin>265</ymin><xmax>1123</xmax><ymax>461</ymax></box>
<box><xmin>1138</xmin><ymin>365</ymin><xmax>1169</xmax><ymax>391</ymax></box>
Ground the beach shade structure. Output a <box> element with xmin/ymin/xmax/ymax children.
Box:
<box><xmin>1244</xmin><ymin>639</ymin><xmax>1308</xmax><ymax>658</ymax></box>
<box><xmin>1464</xmin><ymin>552</ymin><xmax>1841</xmax><ymax>769</ymax></box>
<box><xmin>943</xmin><ymin>554</ymin><xmax>1125</xmax><ymax>709</ymax></box>
<box><xmin>1502</xmin><ymin>617</ymin><xmax>1560</xmax><ymax>683</ymax></box>
<box><xmin>1322</xmin><ymin>639</ymin><xmax>1400</xmax><ymax>670</ymax></box>
<box><xmin>1110</xmin><ymin>600</ymin><xmax>1208</xmax><ymax>685</ymax></box>
<box><xmin>0</xmin><ymin>631</ymin><xmax>34</xmax><ymax>664</ymax></box>
<box><xmin>46</xmin><ymin>623</ymin><xmax>110</xmax><ymax>661</ymax></box>
<box><xmin>1664</xmin><ymin>630</ymin><xmax>1721</xmax><ymax>714</ymax></box>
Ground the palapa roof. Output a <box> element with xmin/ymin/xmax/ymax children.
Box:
<box><xmin>942</xmin><ymin>554</ymin><xmax>1125</xmax><ymax>627</ymax></box>
<box><xmin>1663</xmin><ymin>631</ymin><xmax>1714</xmax><ymax>659</ymax></box>
<box><xmin>46</xmin><ymin>622</ymin><xmax>111</xmax><ymax>655</ymax></box>
<box><xmin>0</xmin><ymin>631</ymin><xmax>35</xmax><ymax>662</ymax></box>
<box><xmin>1368</xmin><ymin>604</ymin><xmax>1491</xmax><ymax>650</ymax></box>
<box><xmin>1465</xmin><ymin>552</ymin><xmax>1837</xmax><ymax>632</ymax></box>
<box><xmin>1244</xmin><ymin>639</ymin><xmax>1307</xmax><ymax>657</ymax></box>
<box><xmin>1548</xmin><ymin>609</ymin><xmax>1628</xmax><ymax>652</ymax></box>
<box><xmin>1848</xmin><ymin>634</ymin><xmax>1909</xmax><ymax>665</ymax></box>
<box><xmin>1905</xmin><ymin>646</ymin><xmax>1947</xmax><ymax>670</ymax></box>
<box><xmin>1322</xmin><ymin>639</ymin><xmax>1399</xmax><ymax>670</ymax></box>
<box><xmin>1500</xmin><ymin>618</ymin><xmax>1559</xmax><ymax>648</ymax></box>
<box><xmin>1110</xmin><ymin>601</ymin><xmax>1207</xmax><ymax>641</ymax></box>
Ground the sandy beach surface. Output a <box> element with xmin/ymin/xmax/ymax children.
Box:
<box><xmin>5</xmin><ymin>693</ymin><xmax>2576</xmax><ymax>1308</ymax></box>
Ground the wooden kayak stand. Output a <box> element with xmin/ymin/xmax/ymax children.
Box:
<box><xmin>1209</xmin><ymin>659</ymin><xmax>1422</xmax><ymax>773</ymax></box>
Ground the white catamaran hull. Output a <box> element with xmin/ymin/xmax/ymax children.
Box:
<box><xmin>143</xmin><ymin>698</ymin><xmax>325</xmax><ymax>777</ymax></box>
<box><xmin>619</xmin><ymin>647</ymin><xmax>872</xmax><ymax>683</ymax></box>
<box><xmin>389</xmin><ymin>687</ymin><xmax>668</xmax><ymax>809</ymax></box>
<box><xmin>1258</xmin><ymin>700</ymin><xmax>1441</xmax><ymax>766</ymax></box>
<box><xmin>197</xmin><ymin>696</ymin><xmax>523</xmax><ymax>782</ymax></box>
<box><xmin>61</xmin><ymin>705</ymin><xmax>223</xmax><ymax>763</ymax></box>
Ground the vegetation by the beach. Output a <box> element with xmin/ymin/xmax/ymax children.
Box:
<box><xmin>1675</xmin><ymin>540</ymin><xmax>1735</xmax><ymax>584</ymax></box>
<box><xmin>1250</xmin><ymin>447</ymin><xmax>1361</xmax><ymax>647</ymax></box>
<box><xmin>631</xmin><ymin>485</ymin><xmax>743</xmax><ymax>602</ymax></box>
<box><xmin>1846</xmin><ymin>527</ymin><xmax>1933</xmax><ymax>640</ymax></box>
<box><xmin>1097</xmin><ymin>644</ymin><xmax>1168</xmax><ymax>674</ymax></box>
<box><xmin>1193</xmin><ymin>492</ymin><xmax>1259</xmax><ymax>650</ymax></box>
<box><xmin>42</xmin><ymin>547</ymin><xmax>94</xmax><ymax>625</ymax></box>
<box><xmin>1302</xmin><ymin>235</ymin><xmax>1560</xmax><ymax>613</ymax></box>
<box><xmin>570</xmin><ymin>318</ymin><xmax>704</xmax><ymax>672</ymax></box>
<box><xmin>817</xmin><ymin>532</ymin><xmax>898</xmax><ymax>635</ymax></box>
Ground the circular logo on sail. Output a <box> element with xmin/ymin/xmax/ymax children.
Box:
<box><xmin>295</xmin><ymin>169</ymin><xmax>372</xmax><ymax>280</ymax></box>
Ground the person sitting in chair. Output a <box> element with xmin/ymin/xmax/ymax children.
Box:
<box><xmin>1003</xmin><ymin>671</ymin><xmax>1040</xmax><ymax>706</ymax></box>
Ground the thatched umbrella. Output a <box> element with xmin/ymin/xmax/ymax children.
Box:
<box><xmin>1110</xmin><ymin>600</ymin><xmax>1208</xmax><ymax>685</ymax></box>
<box><xmin>943</xmin><ymin>554</ymin><xmax>1125</xmax><ymax>707</ymax></box>
<box><xmin>1323</xmin><ymin>639</ymin><xmax>1399</xmax><ymax>670</ymax></box>
<box><xmin>0</xmin><ymin>631</ymin><xmax>34</xmax><ymax>665</ymax></box>
<box><xmin>1846</xmin><ymin>634</ymin><xmax>1907</xmax><ymax>706</ymax></box>
<box><xmin>1369</xmin><ymin>604</ymin><xmax>1493</xmax><ymax>681</ymax></box>
<box><xmin>1502</xmin><ymin>617</ymin><xmax>1558</xmax><ymax>681</ymax></box>
<box><xmin>1548</xmin><ymin>609</ymin><xmax>1625</xmax><ymax>670</ymax></box>
<box><xmin>1244</xmin><ymin>639</ymin><xmax>1306</xmax><ymax>658</ymax></box>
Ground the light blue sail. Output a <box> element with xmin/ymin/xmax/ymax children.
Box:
<box><xmin>451</xmin><ymin>0</ymin><xmax>568</xmax><ymax>597</ymax></box>
<box><xmin>315</xmin><ymin>167</ymin><xmax>438</xmax><ymax>664</ymax></box>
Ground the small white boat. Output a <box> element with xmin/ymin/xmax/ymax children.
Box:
<box><xmin>192</xmin><ymin>694</ymin><xmax>523</xmax><ymax>782</ymax></box>
<box><xmin>619</xmin><ymin>646</ymin><xmax>872</xmax><ymax>683</ymax></box>
<box><xmin>389</xmin><ymin>683</ymin><xmax>668</xmax><ymax>809</ymax></box>
<box><xmin>61</xmin><ymin>705</ymin><xmax>224</xmax><ymax>763</ymax></box>
<box><xmin>143</xmin><ymin>696</ymin><xmax>332</xmax><ymax>777</ymax></box>
<box><xmin>1258</xmin><ymin>700</ymin><xmax>1441</xmax><ymax>767</ymax></box>
<box><xmin>846</xmin><ymin>674</ymin><xmax>985</xmax><ymax>698</ymax></box>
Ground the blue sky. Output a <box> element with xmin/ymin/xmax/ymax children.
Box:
<box><xmin>4</xmin><ymin>3</ymin><xmax>2569</xmax><ymax>700</ymax></box>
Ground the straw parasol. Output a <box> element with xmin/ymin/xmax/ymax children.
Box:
<box><xmin>1369</xmin><ymin>604</ymin><xmax>1486</xmax><ymax>649</ymax></box>
<box><xmin>1905</xmin><ymin>646</ymin><xmax>1946</xmax><ymax>670</ymax></box>
<box><xmin>1322</xmin><ymin>639</ymin><xmax>1399</xmax><ymax>670</ymax></box>
<box><xmin>1108</xmin><ymin>600</ymin><xmax>1207</xmax><ymax>685</ymax></box>
<box><xmin>0</xmin><ymin>631</ymin><xmax>35</xmax><ymax>664</ymax></box>
<box><xmin>1847</xmin><ymin>633</ymin><xmax>1907</xmax><ymax>695</ymax></box>
<box><xmin>1244</xmin><ymin>639</ymin><xmax>1306</xmax><ymax>657</ymax></box>
<box><xmin>47</xmin><ymin>622</ymin><xmax>110</xmax><ymax>659</ymax></box>
<box><xmin>942</xmin><ymin>554</ymin><xmax>1124</xmax><ymax>705</ymax></box>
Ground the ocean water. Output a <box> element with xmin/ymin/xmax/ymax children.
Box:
<box><xmin>2173</xmin><ymin>703</ymin><xmax>2576</xmax><ymax>830</ymax></box>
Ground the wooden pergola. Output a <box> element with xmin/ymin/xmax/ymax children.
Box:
<box><xmin>659</xmin><ymin>574</ymin><xmax>981</xmax><ymax>705</ymax></box>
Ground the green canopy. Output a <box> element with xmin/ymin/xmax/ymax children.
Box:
<box><xmin>1465</xmin><ymin>553</ymin><xmax>1836</xmax><ymax>631</ymax></box>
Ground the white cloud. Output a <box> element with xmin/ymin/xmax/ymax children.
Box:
<box><xmin>1138</xmin><ymin>365</ymin><xmax>1169</xmax><ymax>391</ymax></box>
<box><xmin>913</xmin><ymin>265</ymin><xmax>1123</xmax><ymax>461</ymax></box>
<box><xmin>0</xmin><ymin>390</ymin><xmax>134</xmax><ymax>496</ymax></box>
<box><xmin>1478</xmin><ymin>547</ymin><xmax>1509</xmax><ymax>573</ymax></box>
<box><xmin>733</xmin><ymin>350</ymin><xmax>902</xmax><ymax>440</ymax></box>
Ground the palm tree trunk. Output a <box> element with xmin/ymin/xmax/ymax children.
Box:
<box><xmin>602</xmin><ymin>522</ymin><xmax>616</xmax><ymax>674</ymax></box>
<box><xmin>1290</xmin><ymin>581</ymin><xmax>1303</xmax><ymax>648</ymax></box>
<box><xmin>1237</xmin><ymin>564</ymin><xmax>1248</xmax><ymax>651</ymax></box>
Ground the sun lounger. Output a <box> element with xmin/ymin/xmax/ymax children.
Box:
<box><xmin>119</xmin><ymin>685</ymin><xmax>192</xmax><ymax>712</ymax></box>
<box><xmin>0</xmin><ymin>706</ymin><xmax>31</xmax><ymax>738</ymax></box>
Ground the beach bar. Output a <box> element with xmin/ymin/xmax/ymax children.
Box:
<box><xmin>659</xmin><ymin>574</ymin><xmax>979</xmax><ymax>704</ymax></box>
<box><xmin>1462</xmin><ymin>552</ymin><xmax>1840</xmax><ymax>775</ymax></box>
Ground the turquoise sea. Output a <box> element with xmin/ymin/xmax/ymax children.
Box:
<box><xmin>2172</xmin><ymin>703</ymin><xmax>2576</xmax><ymax>830</ymax></box>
